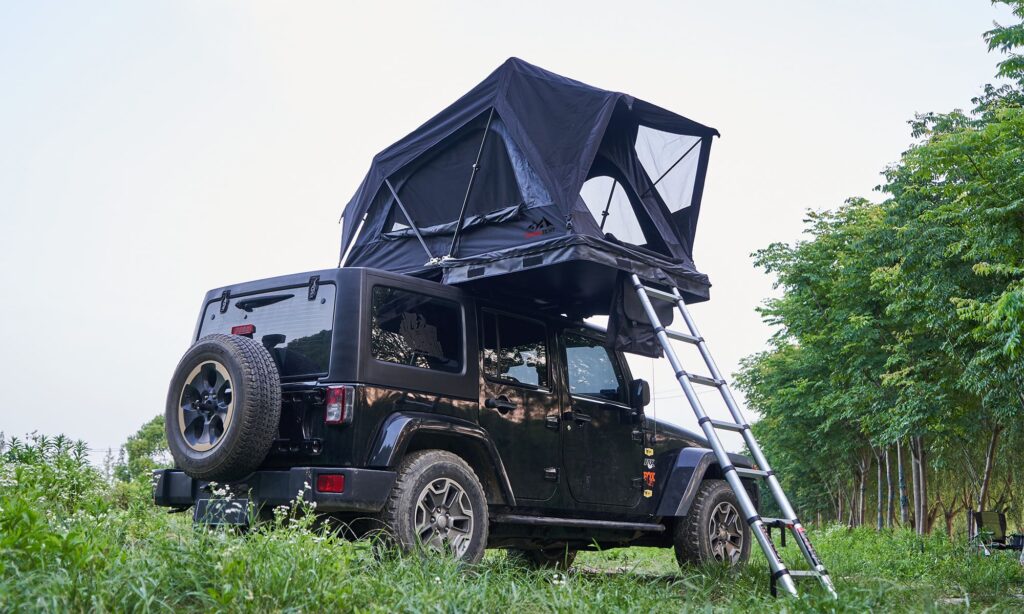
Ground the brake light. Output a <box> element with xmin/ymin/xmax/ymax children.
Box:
<box><xmin>325</xmin><ymin>385</ymin><xmax>354</xmax><ymax>425</ymax></box>
<box><xmin>231</xmin><ymin>324</ymin><xmax>255</xmax><ymax>337</ymax></box>
<box><xmin>316</xmin><ymin>473</ymin><xmax>345</xmax><ymax>493</ymax></box>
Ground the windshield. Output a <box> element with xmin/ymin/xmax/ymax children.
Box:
<box><xmin>199</xmin><ymin>284</ymin><xmax>336</xmax><ymax>378</ymax></box>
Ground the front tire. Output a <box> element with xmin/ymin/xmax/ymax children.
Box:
<box><xmin>375</xmin><ymin>450</ymin><xmax>488</xmax><ymax>563</ymax></box>
<box><xmin>673</xmin><ymin>479</ymin><xmax>751</xmax><ymax>567</ymax></box>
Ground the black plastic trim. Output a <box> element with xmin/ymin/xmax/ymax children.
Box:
<box><xmin>153</xmin><ymin>467</ymin><xmax>397</xmax><ymax>514</ymax></box>
<box><xmin>365</xmin><ymin>411</ymin><xmax>516</xmax><ymax>506</ymax></box>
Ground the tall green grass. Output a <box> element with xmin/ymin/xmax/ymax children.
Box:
<box><xmin>2</xmin><ymin>434</ymin><xmax>1021</xmax><ymax>612</ymax></box>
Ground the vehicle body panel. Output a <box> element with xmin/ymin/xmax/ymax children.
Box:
<box><xmin>163</xmin><ymin>267</ymin><xmax>756</xmax><ymax>539</ymax></box>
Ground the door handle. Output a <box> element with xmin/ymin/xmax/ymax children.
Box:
<box><xmin>485</xmin><ymin>395</ymin><xmax>517</xmax><ymax>414</ymax></box>
<box><xmin>563</xmin><ymin>410</ymin><xmax>592</xmax><ymax>424</ymax></box>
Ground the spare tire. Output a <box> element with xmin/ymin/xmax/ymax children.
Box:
<box><xmin>165</xmin><ymin>333</ymin><xmax>281</xmax><ymax>481</ymax></box>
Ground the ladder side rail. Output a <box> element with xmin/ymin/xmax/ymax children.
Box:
<box><xmin>670</xmin><ymin>287</ymin><xmax>837</xmax><ymax>597</ymax></box>
<box><xmin>669</xmin><ymin>288</ymin><xmax>798</xmax><ymax>521</ymax></box>
<box><xmin>630</xmin><ymin>276</ymin><xmax>799</xmax><ymax>598</ymax></box>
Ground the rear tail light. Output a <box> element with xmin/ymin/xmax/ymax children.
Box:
<box><xmin>316</xmin><ymin>473</ymin><xmax>345</xmax><ymax>493</ymax></box>
<box><xmin>324</xmin><ymin>385</ymin><xmax>355</xmax><ymax>425</ymax></box>
<box><xmin>231</xmin><ymin>324</ymin><xmax>255</xmax><ymax>337</ymax></box>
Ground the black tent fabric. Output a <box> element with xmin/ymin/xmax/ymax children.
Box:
<box><xmin>340</xmin><ymin>58</ymin><xmax>719</xmax><ymax>356</ymax></box>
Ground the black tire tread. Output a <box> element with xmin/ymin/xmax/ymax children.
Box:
<box><xmin>674</xmin><ymin>479</ymin><xmax>750</xmax><ymax>567</ymax></box>
<box><xmin>375</xmin><ymin>449</ymin><xmax>488</xmax><ymax>563</ymax></box>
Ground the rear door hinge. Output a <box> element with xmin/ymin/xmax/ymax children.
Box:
<box><xmin>308</xmin><ymin>275</ymin><xmax>320</xmax><ymax>301</ymax></box>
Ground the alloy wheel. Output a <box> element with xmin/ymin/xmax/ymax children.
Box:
<box><xmin>708</xmin><ymin>501</ymin><xmax>745</xmax><ymax>564</ymax></box>
<box><xmin>178</xmin><ymin>360</ymin><xmax>234</xmax><ymax>452</ymax></box>
<box><xmin>413</xmin><ymin>477</ymin><xmax>475</xmax><ymax>557</ymax></box>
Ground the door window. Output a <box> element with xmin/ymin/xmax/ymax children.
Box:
<box><xmin>482</xmin><ymin>312</ymin><xmax>548</xmax><ymax>389</ymax></box>
<box><xmin>564</xmin><ymin>333</ymin><xmax>625</xmax><ymax>403</ymax></box>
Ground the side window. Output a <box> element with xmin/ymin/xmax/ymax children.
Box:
<box><xmin>370</xmin><ymin>286</ymin><xmax>463</xmax><ymax>373</ymax></box>
<box><xmin>482</xmin><ymin>311</ymin><xmax>548</xmax><ymax>388</ymax></box>
<box><xmin>564</xmin><ymin>333</ymin><xmax>625</xmax><ymax>402</ymax></box>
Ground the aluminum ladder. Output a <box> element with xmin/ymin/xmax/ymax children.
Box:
<box><xmin>630</xmin><ymin>274</ymin><xmax>837</xmax><ymax>599</ymax></box>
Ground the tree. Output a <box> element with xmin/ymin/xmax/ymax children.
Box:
<box><xmin>737</xmin><ymin>2</ymin><xmax>1024</xmax><ymax>533</ymax></box>
<box><xmin>115</xmin><ymin>415</ymin><xmax>171</xmax><ymax>483</ymax></box>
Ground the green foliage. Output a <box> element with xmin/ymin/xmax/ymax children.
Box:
<box><xmin>114</xmin><ymin>415</ymin><xmax>170</xmax><ymax>483</ymax></box>
<box><xmin>735</xmin><ymin>1</ymin><xmax>1024</xmax><ymax>530</ymax></box>
<box><xmin>1</xmin><ymin>434</ymin><xmax>1022</xmax><ymax>611</ymax></box>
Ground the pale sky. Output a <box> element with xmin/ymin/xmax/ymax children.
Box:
<box><xmin>0</xmin><ymin>1</ymin><xmax>1015</xmax><ymax>458</ymax></box>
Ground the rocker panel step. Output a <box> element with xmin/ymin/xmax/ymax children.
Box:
<box><xmin>491</xmin><ymin>513</ymin><xmax>665</xmax><ymax>532</ymax></box>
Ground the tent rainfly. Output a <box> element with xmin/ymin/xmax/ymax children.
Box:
<box><xmin>340</xmin><ymin>58</ymin><xmax>719</xmax><ymax>356</ymax></box>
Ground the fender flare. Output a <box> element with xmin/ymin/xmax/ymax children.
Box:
<box><xmin>655</xmin><ymin>447</ymin><xmax>757</xmax><ymax>517</ymax></box>
<box><xmin>366</xmin><ymin>411</ymin><xmax>516</xmax><ymax>506</ymax></box>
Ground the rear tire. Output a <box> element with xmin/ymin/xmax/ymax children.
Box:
<box><xmin>375</xmin><ymin>450</ymin><xmax>488</xmax><ymax>563</ymax></box>
<box><xmin>165</xmin><ymin>334</ymin><xmax>281</xmax><ymax>481</ymax></box>
<box><xmin>507</xmin><ymin>546</ymin><xmax>577</xmax><ymax>570</ymax></box>
<box><xmin>673</xmin><ymin>479</ymin><xmax>751</xmax><ymax>567</ymax></box>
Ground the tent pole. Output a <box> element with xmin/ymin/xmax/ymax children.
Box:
<box><xmin>446</xmin><ymin>108</ymin><xmax>496</xmax><ymax>260</ymax></box>
<box><xmin>639</xmin><ymin>137</ymin><xmax>702</xmax><ymax>199</ymax></box>
<box><xmin>338</xmin><ymin>212</ymin><xmax>367</xmax><ymax>267</ymax></box>
<box><xmin>599</xmin><ymin>182</ymin><xmax>616</xmax><ymax>231</ymax></box>
<box><xmin>385</xmin><ymin>178</ymin><xmax>435</xmax><ymax>263</ymax></box>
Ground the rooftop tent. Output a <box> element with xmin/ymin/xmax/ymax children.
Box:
<box><xmin>340</xmin><ymin>58</ymin><xmax>718</xmax><ymax>354</ymax></box>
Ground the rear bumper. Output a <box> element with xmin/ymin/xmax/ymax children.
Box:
<box><xmin>153</xmin><ymin>467</ymin><xmax>397</xmax><ymax>514</ymax></box>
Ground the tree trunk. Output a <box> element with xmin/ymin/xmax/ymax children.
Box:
<box><xmin>977</xmin><ymin>425</ymin><xmax>1003</xmax><ymax>512</ymax></box>
<box><xmin>876</xmin><ymin>449</ymin><xmax>884</xmax><ymax>530</ymax></box>
<box><xmin>910</xmin><ymin>440</ymin><xmax>919</xmax><ymax>532</ymax></box>
<box><xmin>858</xmin><ymin>454</ymin><xmax>870</xmax><ymax>527</ymax></box>
<box><xmin>897</xmin><ymin>439</ymin><xmax>909</xmax><ymax>526</ymax></box>
<box><xmin>885</xmin><ymin>446</ymin><xmax>894</xmax><ymax>529</ymax></box>
<box><xmin>920</xmin><ymin>438</ymin><xmax>929</xmax><ymax>534</ymax></box>
<box><xmin>912</xmin><ymin>436</ymin><xmax>929</xmax><ymax>535</ymax></box>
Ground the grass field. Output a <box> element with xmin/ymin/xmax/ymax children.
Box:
<box><xmin>2</xmin><ymin>435</ymin><xmax>1022</xmax><ymax>612</ymax></box>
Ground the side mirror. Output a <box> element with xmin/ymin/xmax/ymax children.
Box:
<box><xmin>631</xmin><ymin>378</ymin><xmax>651</xmax><ymax>410</ymax></box>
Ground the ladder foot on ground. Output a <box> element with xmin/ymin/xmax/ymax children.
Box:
<box><xmin>630</xmin><ymin>274</ymin><xmax>838</xmax><ymax>599</ymax></box>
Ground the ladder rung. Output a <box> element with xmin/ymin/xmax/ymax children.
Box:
<box><xmin>685</xmin><ymin>373</ymin><xmax>724</xmax><ymax>387</ymax></box>
<box><xmin>788</xmin><ymin>570</ymin><xmax>821</xmax><ymax>578</ymax></box>
<box><xmin>664</xmin><ymin>329</ymin><xmax>702</xmax><ymax>344</ymax></box>
<box><xmin>709</xmin><ymin>419</ymin><xmax>746</xmax><ymax>432</ymax></box>
<box><xmin>760</xmin><ymin>517</ymin><xmax>794</xmax><ymax>527</ymax></box>
<box><xmin>734</xmin><ymin>467</ymin><xmax>769</xmax><ymax>479</ymax></box>
<box><xmin>642</xmin><ymin>286</ymin><xmax>679</xmax><ymax>303</ymax></box>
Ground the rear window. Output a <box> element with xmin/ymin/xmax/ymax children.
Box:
<box><xmin>370</xmin><ymin>286</ymin><xmax>463</xmax><ymax>373</ymax></box>
<box><xmin>200</xmin><ymin>284</ymin><xmax>336</xmax><ymax>378</ymax></box>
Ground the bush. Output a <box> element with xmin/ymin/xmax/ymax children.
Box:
<box><xmin>1</xmin><ymin>432</ymin><xmax>1022</xmax><ymax>612</ymax></box>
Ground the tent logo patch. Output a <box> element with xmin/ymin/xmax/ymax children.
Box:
<box><xmin>524</xmin><ymin>217</ymin><xmax>555</xmax><ymax>238</ymax></box>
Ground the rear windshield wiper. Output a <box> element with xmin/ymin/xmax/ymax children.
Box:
<box><xmin>234</xmin><ymin>293</ymin><xmax>294</xmax><ymax>312</ymax></box>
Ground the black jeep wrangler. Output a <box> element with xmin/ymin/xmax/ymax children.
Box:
<box><xmin>155</xmin><ymin>267</ymin><xmax>757</xmax><ymax>568</ymax></box>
